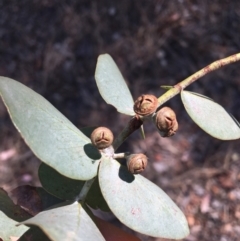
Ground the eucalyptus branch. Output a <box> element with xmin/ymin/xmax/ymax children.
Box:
<box><xmin>2</xmin><ymin>49</ymin><xmax>239</xmax><ymax>240</ymax></box>
<box><xmin>76</xmin><ymin>178</ymin><xmax>95</xmax><ymax>202</ymax></box>
<box><xmin>157</xmin><ymin>53</ymin><xmax>240</xmax><ymax>106</ymax></box>
<box><xmin>114</xmin><ymin>53</ymin><xmax>240</xmax><ymax>150</ymax></box>
<box><xmin>113</xmin><ymin>116</ymin><xmax>143</xmax><ymax>151</ymax></box>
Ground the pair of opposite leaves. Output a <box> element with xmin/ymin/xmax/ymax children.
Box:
<box><xmin>95</xmin><ymin>54</ymin><xmax>240</xmax><ymax>140</ymax></box>
<box><xmin>0</xmin><ymin>55</ymin><xmax>189</xmax><ymax>240</ymax></box>
<box><xmin>1</xmin><ymin>54</ymin><xmax>238</xmax><ymax>179</ymax></box>
<box><xmin>0</xmin><ymin>54</ymin><xmax>239</xmax><ymax>240</ymax></box>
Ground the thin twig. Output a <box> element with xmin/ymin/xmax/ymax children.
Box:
<box><xmin>115</xmin><ymin>53</ymin><xmax>240</xmax><ymax>150</ymax></box>
<box><xmin>75</xmin><ymin>178</ymin><xmax>95</xmax><ymax>202</ymax></box>
<box><xmin>158</xmin><ymin>53</ymin><xmax>240</xmax><ymax>106</ymax></box>
<box><xmin>113</xmin><ymin>116</ymin><xmax>143</xmax><ymax>150</ymax></box>
<box><xmin>113</xmin><ymin>152</ymin><xmax>129</xmax><ymax>159</ymax></box>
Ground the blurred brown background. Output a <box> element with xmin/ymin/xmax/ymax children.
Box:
<box><xmin>0</xmin><ymin>1</ymin><xmax>240</xmax><ymax>240</ymax></box>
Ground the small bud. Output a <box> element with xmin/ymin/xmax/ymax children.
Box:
<box><xmin>133</xmin><ymin>94</ymin><xmax>158</xmax><ymax>116</ymax></box>
<box><xmin>90</xmin><ymin>127</ymin><xmax>114</xmax><ymax>149</ymax></box>
<box><xmin>126</xmin><ymin>154</ymin><xmax>148</xmax><ymax>174</ymax></box>
<box><xmin>154</xmin><ymin>106</ymin><xmax>178</xmax><ymax>137</ymax></box>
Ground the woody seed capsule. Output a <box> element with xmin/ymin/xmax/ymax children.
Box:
<box><xmin>90</xmin><ymin>127</ymin><xmax>114</xmax><ymax>149</ymax></box>
<box><xmin>154</xmin><ymin>106</ymin><xmax>178</xmax><ymax>137</ymax></box>
<box><xmin>133</xmin><ymin>94</ymin><xmax>158</xmax><ymax>116</ymax></box>
<box><xmin>126</xmin><ymin>154</ymin><xmax>148</xmax><ymax>174</ymax></box>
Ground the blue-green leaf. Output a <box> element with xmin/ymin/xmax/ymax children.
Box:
<box><xmin>0</xmin><ymin>212</ymin><xmax>29</xmax><ymax>241</ymax></box>
<box><xmin>98</xmin><ymin>157</ymin><xmax>189</xmax><ymax>239</ymax></box>
<box><xmin>0</xmin><ymin>77</ymin><xmax>101</xmax><ymax>180</ymax></box>
<box><xmin>19</xmin><ymin>202</ymin><xmax>105</xmax><ymax>241</ymax></box>
<box><xmin>0</xmin><ymin>188</ymin><xmax>31</xmax><ymax>222</ymax></box>
<box><xmin>39</xmin><ymin>163</ymin><xmax>110</xmax><ymax>212</ymax></box>
<box><xmin>0</xmin><ymin>188</ymin><xmax>30</xmax><ymax>241</ymax></box>
<box><xmin>38</xmin><ymin>163</ymin><xmax>85</xmax><ymax>200</ymax></box>
<box><xmin>10</xmin><ymin>185</ymin><xmax>63</xmax><ymax>215</ymax></box>
<box><xmin>95</xmin><ymin>54</ymin><xmax>135</xmax><ymax>116</ymax></box>
<box><xmin>181</xmin><ymin>90</ymin><xmax>240</xmax><ymax>140</ymax></box>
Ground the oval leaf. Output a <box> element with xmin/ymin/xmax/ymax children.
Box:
<box><xmin>98</xmin><ymin>158</ymin><xmax>189</xmax><ymax>239</ymax></box>
<box><xmin>38</xmin><ymin>163</ymin><xmax>85</xmax><ymax>200</ymax></box>
<box><xmin>10</xmin><ymin>185</ymin><xmax>63</xmax><ymax>215</ymax></box>
<box><xmin>85</xmin><ymin>178</ymin><xmax>110</xmax><ymax>212</ymax></box>
<box><xmin>0</xmin><ymin>188</ymin><xmax>31</xmax><ymax>222</ymax></box>
<box><xmin>0</xmin><ymin>188</ymin><xmax>30</xmax><ymax>241</ymax></box>
<box><xmin>0</xmin><ymin>77</ymin><xmax>101</xmax><ymax>180</ymax></box>
<box><xmin>0</xmin><ymin>212</ymin><xmax>29</xmax><ymax>241</ymax></box>
<box><xmin>19</xmin><ymin>202</ymin><xmax>105</xmax><ymax>241</ymax></box>
<box><xmin>181</xmin><ymin>91</ymin><xmax>240</xmax><ymax>140</ymax></box>
<box><xmin>95</xmin><ymin>54</ymin><xmax>135</xmax><ymax>116</ymax></box>
<box><xmin>39</xmin><ymin>163</ymin><xmax>110</xmax><ymax>211</ymax></box>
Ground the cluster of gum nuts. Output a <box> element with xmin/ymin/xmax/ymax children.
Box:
<box><xmin>90</xmin><ymin>94</ymin><xmax>178</xmax><ymax>175</ymax></box>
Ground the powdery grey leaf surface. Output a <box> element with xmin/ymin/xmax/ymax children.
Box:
<box><xmin>98</xmin><ymin>157</ymin><xmax>189</xmax><ymax>239</ymax></box>
<box><xmin>181</xmin><ymin>90</ymin><xmax>240</xmax><ymax>140</ymax></box>
<box><xmin>0</xmin><ymin>188</ymin><xmax>30</xmax><ymax>241</ymax></box>
<box><xmin>95</xmin><ymin>54</ymin><xmax>135</xmax><ymax>116</ymax></box>
<box><xmin>19</xmin><ymin>202</ymin><xmax>105</xmax><ymax>241</ymax></box>
<box><xmin>0</xmin><ymin>77</ymin><xmax>101</xmax><ymax>180</ymax></box>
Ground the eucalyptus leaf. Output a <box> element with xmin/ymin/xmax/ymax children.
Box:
<box><xmin>181</xmin><ymin>90</ymin><xmax>240</xmax><ymax>140</ymax></box>
<box><xmin>0</xmin><ymin>188</ymin><xmax>30</xmax><ymax>241</ymax></box>
<box><xmin>39</xmin><ymin>163</ymin><xmax>110</xmax><ymax>211</ymax></box>
<box><xmin>10</xmin><ymin>185</ymin><xmax>63</xmax><ymax>215</ymax></box>
<box><xmin>98</xmin><ymin>157</ymin><xmax>189</xmax><ymax>239</ymax></box>
<box><xmin>36</xmin><ymin>187</ymin><xmax>63</xmax><ymax>211</ymax></box>
<box><xmin>19</xmin><ymin>202</ymin><xmax>105</xmax><ymax>241</ymax></box>
<box><xmin>0</xmin><ymin>212</ymin><xmax>29</xmax><ymax>241</ymax></box>
<box><xmin>0</xmin><ymin>77</ymin><xmax>101</xmax><ymax>180</ymax></box>
<box><xmin>0</xmin><ymin>188</ymin><xmax>31</xmax><ymax>222</ymax></box>
<box><xmin>38</xmin><ymin>162</ymin><xmax>85</xmax><ymax>200</ymax></box>
<box><xmin>86</xmin><ymin>178</ymin><xmax>110</xmax><ymax>212</ymax></box>
<box><xmin>19</xmin><ymin>227</ymin><xmax>51</xmax><ymax>241</ymax></box>
<box><xmin>95</xmin><ymin>54</ymin><xmax>135</xmax><ymax>116</ymax></box>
